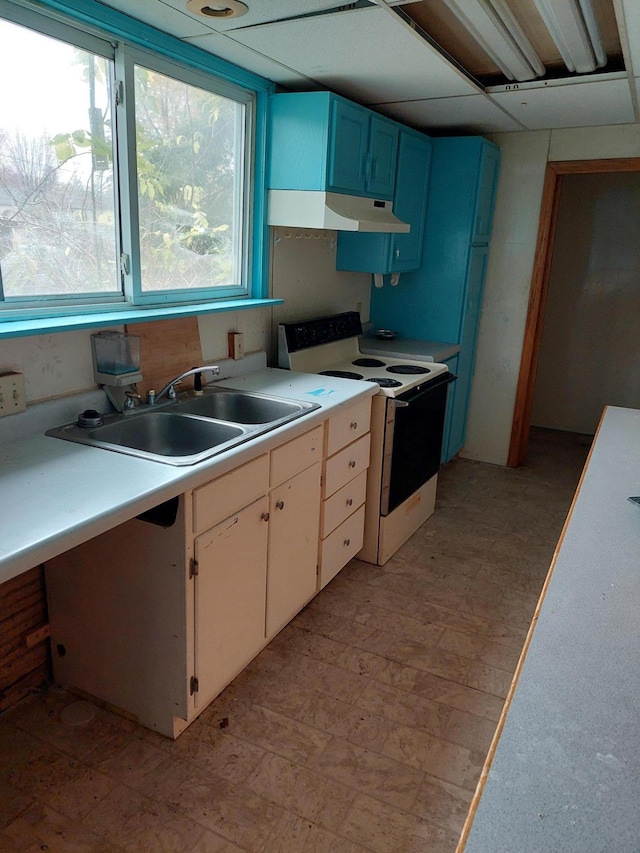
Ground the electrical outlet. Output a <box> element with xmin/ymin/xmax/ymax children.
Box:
<box><xmin>228</xmin><ymin>332</ymin><xmax>244</xmax><ymax>360</ymax></box>
<box><xmin>0</xmin><ymin>372</ymin><xmax>26</xmax><ymax>417</ymax></box>
<box><xmin>356</xmin><ymin>301</ymin><xmax>363</xmax><ymax>316</ymax></box>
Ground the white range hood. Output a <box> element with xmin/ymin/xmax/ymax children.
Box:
<box><xmin>268</xmin><ymin>190</ymin><xmax>410</xmax><ymax>233</ymax></box>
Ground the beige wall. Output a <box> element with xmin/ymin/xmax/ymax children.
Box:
<box><xmin>531</xmin><ymin>172</ymin><xmax>640</xmax><ymax>434</ymax></box>
<box><xmin>463</xmin><ymin>123</ymin><xmax>640</xmax><ymax>466</ymax></box>
<box><xmin>0</xmin><ymin>227</ymin><xmax>369</xmax><ymax>403</ymax></box>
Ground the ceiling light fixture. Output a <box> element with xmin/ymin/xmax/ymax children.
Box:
<box><xmin>531</xmin><ymin>0</ymin><xmax>606</xmax><ymax>73</ymax></box>
<box><xmin>186</xmin><ymin>0</ymin><xmax>248</xmax><ymax>18</ymax></box>
<box><xmin>441</xmin><ymin>0</ymin><xmax>545</xmax><ymax>82</ymax></box>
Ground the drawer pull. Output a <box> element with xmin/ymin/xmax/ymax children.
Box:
<box><xmin>344</xmin><ymin>538</ymin><xmax>351</xmax><ymax>547</ymax></box>
<box><xmin>275</xmin><ymin>500</ymin><xmax>285</xmax><ymax>510</ymax></box>
<box><xmin>350</xmin><ymin>421</ymin><xmax>358</xmax><ymax>429</ymax></box>
<box><xmin>346</xmin><ymin>498</ymin><xmax>353</xmax><ymax>507</ymax></box>
<box><xmin>261</xmin><ymin>512</ymin><xmax>270</xmax><ymax>522</ymax></box>
<box><xmin>348</xmin><ymin>460</ymin><xmax>356</xmax><ymax>469</ymax></box>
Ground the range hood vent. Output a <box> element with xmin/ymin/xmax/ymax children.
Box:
<box><xmin>268</xmin><ymin>190</ymin><xmax>410</xmax><ymax>233</ymax></box>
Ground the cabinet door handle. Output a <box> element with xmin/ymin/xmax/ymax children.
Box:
<box><xmin>343</xmin><ymin>538</ymin><xmax>351</xmax><ymax>547</ymax></box>
<box><xmin>346</xmin><ymin>498</ymin><xmax>353</xmax><ymax>507</ymax></box>
<box><xmin>349</xmin><ymin>460</ymin><xmax>356</xmax><ymax>469</ymax></box>
<box><xmin>350</xmin><ymin>421</ymin><xmax>358</xmax><ymax>429</ymax></box>
<box><xmin>275</xmin><ymin>500</ymin><xmax>285</xmax><ymax>510</ymax></box>
<box><xmin>261</xmin><ymin>512</ymin><xmax>270</xmax><ymax>522</ymax></box>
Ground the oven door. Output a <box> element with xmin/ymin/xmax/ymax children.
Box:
<box><xmin>380</xmin><ymin>372</ymin><xmax>456</xmax><ymax>516</ymax></box>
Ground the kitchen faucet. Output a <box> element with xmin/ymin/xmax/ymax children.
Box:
<box><xmin>147</xmin><ymin>365</ymin><xmax>220</xmax><ymax>405</ymax></box>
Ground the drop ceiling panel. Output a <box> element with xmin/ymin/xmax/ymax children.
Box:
<box><xmin>183</xmin><ymin>32</ymin><xmax>318</xmax><ymax>87</ymax></box>
<box><xmin>97</xmin><ymin>0</ymin><xmax>211</xmax><ymax>38</ymax></box>
<box><xmin>228</xmin><ymin>6</ymin><xmax>479</xmax><ymax>104</ymax></box>
<box><xmin>159</xmin><ymin>0</ymin><xmax>346</xmax><ymax>32</ymax></box>
<box><xmin>489</xmin><ymin>75</ymin><xmax>635</xmax><ymax>129</ymax></box>
<box><xmin>374</xmin><ymin>95</ymin><xmax>523</xmax><ymax>132</ymax></box>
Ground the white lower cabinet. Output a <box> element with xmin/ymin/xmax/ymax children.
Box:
<box><xmin>45</xmin><ymin>407</ymin><xmax>371</xmax><ymax>738</ymax></box>
<box><xmin>195</xmin><ymin>495</ymin><xmax>269</xmax><ymax>710</ymax></box>
<box><xmin>266</xmin><ymin>462</ymin><xmax>322</xmax><ymax>639</ymax></box>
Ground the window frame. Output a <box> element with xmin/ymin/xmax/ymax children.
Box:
<box><xmin>0</xmin><ymin>0</ymin><xmax>275</xmax><ymax>333</ymax></box>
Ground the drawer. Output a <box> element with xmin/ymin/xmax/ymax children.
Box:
<box><xmin>193</xmin><ymin>454</ymin><xmax>269</xmax><ymax>535</ymax></box>
<box><xmin>326</xmin><ymin>398</ymin><xmax>371</xmax><ymax>457</ymax></box>
<box><xmin>270</xmin><ymin>424</ymin><xmax>324</xmax><ymax>487</ymax></box>
<box><xmin>321</xmin><ymin>470</ymin><xmax>367</xmax><ymax>538</ymax></box>
<box><xmin>319</xmin><ymin>505</ymin><xmax>365</xmax><ymax>589</ymax></box>
<box><xmin>323</xmin><ymin>433</ymin><xmax>371</xmax><ymax>498</ymax></box>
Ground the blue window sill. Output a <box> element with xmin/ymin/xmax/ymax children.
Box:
<box><xmin>0</xmin><ymin>298</ymin><xmax>283</xmax><ymax>339</ymax></box>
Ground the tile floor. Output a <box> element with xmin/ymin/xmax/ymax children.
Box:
<box><xmin>0</xmin><ymin>427</ymin><xmax>591</xmax><ymax>853</ymax></box>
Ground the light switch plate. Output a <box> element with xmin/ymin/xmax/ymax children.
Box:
<box><xmin>0</xmin><ymin>372</ymin><xmax>27</xmax><ymax>417</ymax></box>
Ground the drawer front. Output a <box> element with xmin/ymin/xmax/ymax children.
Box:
<box><xmin>193</xmin><ymin>454</ymin><xmax>269</xmax><ymax>535</ymax></box>
<box><xmin>319</xmin><ymin>505</ymin><xmax>365</xmax><ymax>589</ymax></box>
<box><xmin>326</xmin><ymin>398</ymin><xmax>371</xmax><ymax>457</ymax></box>
<box><xmin>270</xmin><ymin>424</ymin><xmax>324</xmax><ymax>487</ymax></box>
<box><xmin>323</xmin><ymin>433</ymin><xmax>371</xmax><ymax>498</ymax></box>
<box><xmin>321</xmin><ymin>470</ymin><xmax>367</xmax><ymax>538</ymax></box>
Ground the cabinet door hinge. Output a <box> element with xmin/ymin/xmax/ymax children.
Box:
<box><xmin>316</xmin><ymin>563</ymin><xmax>319</xmax><ymax>577</ymax></box>
<box><xmin>190</xmin><ymin>675</ymin><xmax>199</xmax><ymax>695</ymax></box>
<box><xmin>189</xmin><ymin>557</ymin><xmax>199</xmax><ymax>578</ymax></box>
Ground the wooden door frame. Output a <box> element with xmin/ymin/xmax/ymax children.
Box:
<box><xmin>507</xmin><ymin>157</ymin><xmax>640</xmax><ymax>468</ymax></box>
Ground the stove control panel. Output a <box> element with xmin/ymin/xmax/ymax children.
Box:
<box><xmin>280</xmin><ymin>312</ymin><xmax>362</xmax><ymax>354</ymax></box>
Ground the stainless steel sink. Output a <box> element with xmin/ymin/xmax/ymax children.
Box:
<box><xmin>89</xmin><ymin>412</ymin><xmax>246</xmax><ymax>460</ymax></box>
<box><xmin>46</xmin><ymin>387</ymin><xmax>320</xmax><ymax>465</ymax></box>
<box><xmin>172</xmin><ymin>388</ymin><xmax>308</xmax><ymax>423</ymax></box>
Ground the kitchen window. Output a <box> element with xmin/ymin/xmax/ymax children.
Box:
<box><xmin>0</xmin><ymin>1</ymin><xmax>270</xmax><ymax>333</ymax></box>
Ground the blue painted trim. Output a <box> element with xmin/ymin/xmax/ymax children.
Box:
<box><xmin>0</xmin><ymin>299</ymin><xmax>283</xmax><ymax>340</ymax></box>
<box><xmin>29</xmin><ymin>0</ymin><xmax>273</xmax><ymax>93</ymax></box>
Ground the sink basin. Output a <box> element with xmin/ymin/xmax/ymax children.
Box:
<box><xmin>172</xmin><ymin>389</ymin><xmax>307</xmax><ymax>424</ymax></box>
<box><xmin>89</xmin><ymin>412</ymin><xmax>245</xmax><ymax>459</ymax></box>
<box><xmin>46</xmin><ymin>386</ymin><xmax>320</xmax><ymax>465</ymax></box>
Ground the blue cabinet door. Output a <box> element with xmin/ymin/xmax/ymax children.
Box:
<box><xmin>328</xmin><ymin>98</ymin><xmax>369</xmax><ymax>195</ymax></box>
<box><xmin>367</xmin><ymin>115</ymin><xmax>398</xmax><ymax>199</ymax></box>
<box><xmin>446</xmin><ymin>246</ymin><xmax>488</xmax><ymax>459</ymax></box>
<box><xmin>335</xmin><ymin>128</ymin><xmax>430</xmax><ymax>274</ymax></box>
<box><xmin>390</xmin><ymin>131</ymin><xmax>431</xmax><ymax>272</ymax></box>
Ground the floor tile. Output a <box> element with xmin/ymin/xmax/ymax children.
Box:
<box><xmin>0</xmin><ymin>803</ymin><xmax>123</xmax><ymax>853</ymax></box>
<box><xmin>313</xmin><ymin>737</ymin><xmax>424</xmax><ymax>811</ymax></box>
<box><xmin>246</xmin><ymin>751</ymin><xmax>356</xmax><ymax>833</ymax></box>
<box><xmin>341</xmin><ymin>793</ymin><xmax>459</xmax><ymax>853</ymax></box>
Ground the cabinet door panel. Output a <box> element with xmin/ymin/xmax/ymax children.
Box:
<box><xmin>390</xmin><ymin>132</ymin><xmax>431</xmax><ymax>272</ymax></box>
<box><xmin>328</xmin><ymin>99</ymin><xmax>369</xmax><ymax>195</ymax></box>
<box><xmin>266</xmin><ymin>463</ymin><xmax>322</xmax><ymax>638</ymax></box>
<box><xmin>367</xmin><ymin>115</ymin><xmax>398</xmax><ymax>199</ymax></box>
<box><xmin>195</xmin><ymin>497</ymin><xmax>269</xmax><ymax>706</ymax></box>
<box><xmin>447</xmin><ymin>247</ymin><xmax>488</xmax><ymax>457</ymax></box>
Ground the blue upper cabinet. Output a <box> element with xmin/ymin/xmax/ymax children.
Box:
<box><xmin>335</xmin><ymin>127</ymin><xmax>431</xmax><ymax>274</ymax></box>
<box><xmin>268</xmin><ymin>91</ymin><xmax>398</xmax><ymax>200</ymax></box>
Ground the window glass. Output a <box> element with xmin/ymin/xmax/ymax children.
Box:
<box><xmin>134</xmin><ymin>64</ymin><xmax>246</xmax><ymax>294</ymax></box>
<box><xmin>0</xmin><ymin>18</ymin><xmax>118</xmax><ymax>301</ymax></box>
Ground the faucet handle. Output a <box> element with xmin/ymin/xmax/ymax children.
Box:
<box><xmin>167</xmin><ymin>379</ymin><xmax>182</xmax><ymax>400</ymax></box>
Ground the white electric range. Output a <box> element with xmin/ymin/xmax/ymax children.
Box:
<box><xmin>278</xmin><ymin>312</ymin><xmax>456</xmax><ymax>565</ymax></box>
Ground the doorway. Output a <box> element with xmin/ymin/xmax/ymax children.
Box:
<box><xmin>508</xmin><ymin>158</ymin><xmax>640</xmax><ymax>468</ymax></box>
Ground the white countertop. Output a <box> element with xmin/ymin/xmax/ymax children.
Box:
<box><xmin>461</xmin><ymin>405</ymin><xmax>640</xmax><ymax>853</ymax></box>
<box><xmin>0</xmin><ymin>367</ymin><xmax>376</xmax><ymax>586</ymax></box>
